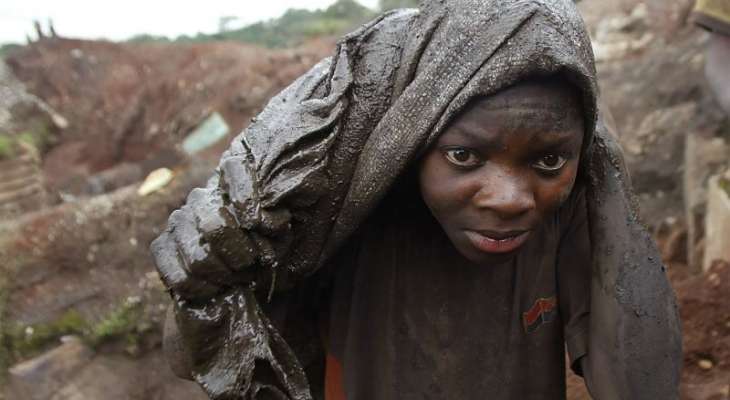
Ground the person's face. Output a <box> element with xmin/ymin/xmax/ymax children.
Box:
<box><xmin>418</xmin><ymin>81</ymin><xmax>584</xmax><ymax>265</ymax></box>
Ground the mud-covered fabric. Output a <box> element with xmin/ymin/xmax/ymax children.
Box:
<box><xmin>151</xmin><ymin>1</ymin><xmax>682</xmax><ymax>399</ymax></box>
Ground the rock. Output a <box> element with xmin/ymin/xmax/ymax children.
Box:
<box><xmin>5</xmin><ymin>336</ymin><xmax>208</xmax><ymax>400</ymax></box>
<box><xmin>703</xmin><ymin>171</ymin><xmax>730</xmax><ymax>272</ymax></box>
<box><xmin>51</xmin><ymin>113</ymin><xmax>69</xmax><ymax>130</ymax></box>
<box><xmin>0</xmin><ymin>59</ymin><xmax>66</xmax><ymax>134</ymax></box>
<box><xmin>684</xmin><ymin>135</ymin><xmax>729</xmax><ymax>271</ymax></box>
<box><xmin>645</xmin><ymin>0</ymin><xmax>695</xmax><ymax>35</ymax></box>
<box><xmin>707</xmin><ymin>272</ymin><xmax>720</xmax><ymax>287</ymax></box>
<box><xmin>593</xmin><ymin>33</ymin><xmax>655</xmax><ymax>62</ymax></box>
<box><xmin>624</xmin><ymin>102</ymin><xmax>697</xmax><ymax>200</ymax></box>
<box><xmin>7</xmin><ymin>337</ymin><xmax>94</xmax><ymax>400</ymax></box>
<box><xmin>49</xmin><ymin>357</ymin><xmax>140</xmax><ymax>400</ymax></box>
<box><xmin>181</xmin><ymin>112</ymin><xmax>230</xmax><ymax>155</ymax></box>
<box><xmin>594</xmin><ymin>3</ymin><xmax>649</xmax><ymax>42</ymax></box>
<box><xmin>0</xmin><ymin>142</ymin><xmax>47</xmax><ymax>219</ymax></box>
<box><xmin>682</xmin><ymin>381</ymin><xmax>730</xmax><ymax>400</ymax></box>
<box><xmin>22</xmin><ymin>352</ymin><xmax>206</xmax><ymax>400</ymax></box>
<box><xmin>137</xmin><ymin>168</ymin><xmax>174</xmax><ymax>196</ymax></box>
<box><xmin>50</xmin><ymin>353</ymin><xmax>207</xmax><ymax>400</ymax></box>
<box><xmin>625</xmin><ymin>139</ymin><xmax>644</xmax><ymax>156</ymax></box>
<box><xmin>637</xmin><ymin>102</ymin><xmax>697</xmax><ymax>139</ymax></box>
<box><xmin>592</xmin><ymin>4</ymin><xmax>654</xmax><ymax>62</ymax></box>
<box><xmin>697</xmin><ymin>358</ymin><xmax>714</xmax><ymax>370</ymax></box>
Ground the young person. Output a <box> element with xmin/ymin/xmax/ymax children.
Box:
<box><xmin>322</xmin><ymin>78</ymin><xmax>591</xmax><ymax>400</ymax></box>
<box><xmin>153</xmin><ymin>1</ymin><xmax>682</xmax><ymax>399</ymax></box>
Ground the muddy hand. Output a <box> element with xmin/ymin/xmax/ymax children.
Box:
<box><xmin>151</xmin><ymin>185</ymin><xmax>258</xmax><ymax>300</ymax></box>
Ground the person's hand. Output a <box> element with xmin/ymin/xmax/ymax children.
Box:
<box><xmin>151</xmin><ymin>184</ymin><xmax>259</xmax><ymax>300</ymax></box>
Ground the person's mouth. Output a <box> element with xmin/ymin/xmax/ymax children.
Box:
<box><xmin>464</xmin><ymin>229</ymin><xmax>531</xmax><ymax>254</ymax></box>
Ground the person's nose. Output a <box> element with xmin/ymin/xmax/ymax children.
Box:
<box><xmin>472</xmin><ymin>168</ymin><xmax>536</xmax><ymax>220</ymax></box>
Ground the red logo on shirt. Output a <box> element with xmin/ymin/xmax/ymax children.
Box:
<box><xmin>522</xmin><ymin>296</ymin><xmax>557</xmax><ymax>333</ymax></box>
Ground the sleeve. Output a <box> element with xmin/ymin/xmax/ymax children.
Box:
<box><xmin>556</xmin><ymin>186</ymin><xmax>591</xmax><ymax>376</ymax></box>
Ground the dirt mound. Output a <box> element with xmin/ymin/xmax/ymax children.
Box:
<box><xmin>677</xmin><ymin>260</ymin><xmax>730</xmax><ymax>399</ymax></box>
<box><xmin>5</xmin><ymin>37</ymin><xmax>332</xmax><ymax>196</ymax></box>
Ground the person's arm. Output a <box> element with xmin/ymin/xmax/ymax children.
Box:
<box><xmin>151</xmin><ymin>10</ymin><xmax>420</xmax><ymax>399</ymax></box>
<box><xmin>151</xmin><ymin>55</ymin><xmax>344</xmax><ymax>399</ymax></box>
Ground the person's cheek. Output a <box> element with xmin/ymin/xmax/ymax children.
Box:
<box><xmin>422</xmin><ymin>170</ymin><xmax>456</xmax><ymax>216</ymax></box>
<box><xmin>536</xmin><ymin>164</ymin><xmax>579</xmax><ymax>214</ymax></box>
<box><xmin>419</xmin><ymin>156</ymin><xmax>466</xmax><ymax>224</ymax></box>
<box><xmin>419</xmin><ymin>155</ymin><xmax>448</xmax><ymax>214</ymax></box>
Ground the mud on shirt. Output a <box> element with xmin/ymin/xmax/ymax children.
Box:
<box><xmin>324</xmin><ymin>185</ymin><xmax>591</xmax><ymax>400</ymax></box>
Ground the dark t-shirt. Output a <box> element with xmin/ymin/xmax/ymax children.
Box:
<box><xmin>325</xmin><ymin>185</ymin><xmax>591</xmax><ymax>400</ymax></box>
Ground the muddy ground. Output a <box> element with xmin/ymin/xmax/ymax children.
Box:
<box><xmin>1</xmin><ymin>0</ymin><xmax>729</xmax><ymax>399</ymax></box>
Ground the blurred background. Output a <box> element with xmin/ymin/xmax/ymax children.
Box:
<box><xmin>0</xmin><ymin>0</ymin><xmax>728</xmax><ymax>399</ymax></box>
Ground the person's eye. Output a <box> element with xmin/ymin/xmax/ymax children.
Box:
<box><xmin>443</xmin><ymin>147</ymin><xmax>483</xmax><ymax>168</ymax></box>
<box><xmin>532</xmin><ymin>154</ymin><xmax>567</xmax><ymax>173</ymax></box>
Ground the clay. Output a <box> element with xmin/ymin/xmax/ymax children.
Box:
<box><xmin>151</xmin><ymin>1</ymin><xmax>681</xmax><ymax>398</ymax></box>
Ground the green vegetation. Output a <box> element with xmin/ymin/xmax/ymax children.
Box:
<box><xmin>17</xmin><ymin>118</ymin><xmax>53</xmax><ymax>151</ymax></box>
<box><xmin>379</xmin><ymin>0</ymin><xmax>420</xmax><ymax>11</ymax></box>
<box><xmin>0</xmin><ymin>118</ymin><xmax>53</xmax><ymax>160</ymax></box>
<box><xmin>6</xmin><ymin>0</ymin><xmax>425</xmax><ymax>53</ymax></box>
<box><xmin>130</xmin><ymin>0</ymin><xmax>379</xmax><ymax>48</ymax></box>
<box><xmin>0</xmin><ymin>43</ymin><xmax>22</xmax><ymax>59</ymax></box>
<box><xmin>2</xmin><ymin>298</ymin><xmax>148</xmax><ymax>365</ymax></box>
<box><xmin>126</xmin><ymin>34</ymin><xmax>171</xmax><ymax>44</ymax></box>
<box><xmin>719</xmin><ymin>174</ymin><xmax>730</xmax><ymax>197</ymax></box>
<box><xmin>6</xmin><ymin>311</ymin><xmax>88</xmax><ymax>356</ymax></box>
<box><xmin>194</xmin><ymin>0</ymin><xmax>375</xmax><ymax>47</ymax></box>
<box><xmin>87</xmin><ymin>298</ymin><xmax>146</xmax><ymax>347</ymax></box>
<box><xmin>0</xmin><ymin>135</ymin><xmax>12</xmax><ymax>159</ymax></box>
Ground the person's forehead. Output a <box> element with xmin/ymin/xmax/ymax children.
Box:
<box><xmin>478</xmin><ymin>80</ymin><xmax>582</xmax><ymax>111</ymax></box>
<box><xmin>447</xmin><ymin>80</ymin><xmax>584</xmax><ymax>130</ymax></box>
